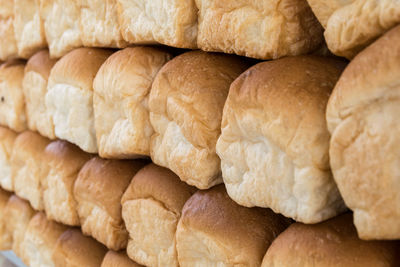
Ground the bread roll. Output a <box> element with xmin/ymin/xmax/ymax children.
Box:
<box><xmin>0</xmin><ymin>60</ymin><xmax>27</xmax><ymax>132</ymax></box>
<box><xmin>121</xmin><ymin>164</ymin><xmax>196</xmax><ymax>267</ymax></box>
<box><xmin>0</xmin><ymin>127</ymin><xmax>17</xmax><ymax>191</ymax></box>
<box><xmin>101</xmin><ymin>251</ymin><xmax>143</xmax><ymax>267</ymax></box>
<box><xmin>52</xmin><ymin>229</ymin><xmax>107</xmax><ymax>267</ymax></box>
<box><xmin>195</xmin><ymin>0</ymin><xmax>323</xmax><ymax>60</ymax></box>
<box><xmin>93</xmin><ymin>47</ymin><xmax>172</xmax><ymax>159</ymax></box>
<box><xmin>74</xmin><ymin>157</ymin><xmax>146</xmax><ymax>250</ymax></box>
<box><xmin>22</xmin><ymin>212</ymin><xmax>68</xmax><ymax>267</ymax></box>
<box><xmin>79</xmin><ymin>0</ymin><xmax>127</xmax><ymax>48</ymax></box>
<box><xmin>307</xmin><ymin>0</ymin><xmax>400</xmax><ymax>58</ymax></box>
<box><xmin>116</xmin><ymin>0</ymin><xmax>198</xmax><ymax>49</ymax></box>
<box><xmin>176</xmin><ymin>185</ymin><xmax>289</xmax><ymax>267</ymax></box>
<box><xmin>262</xmin><ymin>213</ymin><xmax>400</xmax><ymax>266</ymax></box>
<box><xmin>11</xmin><ymin>131</ymin><xmax>51</xmax><ymax>210</ymax></box>
<box><xmin>39</xmin><ymin>0</ymin><xmax>82</xmax><ymax>58</ymax></box>
<box><xmin>4</xmin><ymin>195</ymin><xmax>36</xmax><ymax>264</ymax></box>
<box><xmin>326</xmin><ymin>25</ymin><xmax>400</xmax><ymax>240</ymax></box>
<box><xmin>216</xmin><ymin>56</ymin><xmax>347</xmax><ymax>223</ymax></box>
<box><xmin>0</xmin><ymin>0</ymin><xmax>18</xmax><ymax>61</ymax></box>
<box><xmin>149</xmin><ymin>51</ymin><xmax>248</xmax><ymax>189</ymax></box>
<box><xmin>23</xmin><ymin>50</ymin><xmax>58</xmax><ymax>139</ymax></box>
<box><xmin>42</xmin><ymin>140</ymin><xmax>93</xmax><ymax>226</ymax></box>
<box><xmin>46</xmin><ymin>48</ymin><xmax>113</xmax><ymax>153</ymax></box>
<box><xmin>13</xmin><ymin>0</ymin><xmax>47</xmax><ymax>59</ymax></box>
<box><xmin>0</xmin><ymin>188</ymin><xmax>12</xmax><ymax>250</ymax></box>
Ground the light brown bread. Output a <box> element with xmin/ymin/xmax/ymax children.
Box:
<box><xmin>74</xmin><ymin>157</ymin><xmax>146</xmax><ymax>250</ymax></box>
<box><xmin>0</xmin><ymin>188</ymin><xmax>12</xmax><ymax>250</ymax></box>
<box><xmin>149</xmin><ymin>50</ymin><xmax>249</xmax><ymax>189</ymax></box>
<box><xmin>93</xmin><ymin>47</ymin><xmax>172</xmax><ymax>159</ymax></box>
<box><xmin>0</xmin><ymin>127</ymin><xmax>18</xmax><ymax>191</ymax></box>
<box><xmin>326</xmin><ymin>25</ymin><xmax>400</xmax><ymax>240</ymax></box>
<box><xmin>122</xmin><ymin>164</ymin><xmax>196</xmax><ymax>267</ymax></box>
<box><xmin>176</xmin><ymin>185</ymin><xmax>289</xmax><ymax>267</ymax></box>
<box><xmin>101</xmin><ymin>251</ymin><xmax>143</xmax><ymax>267</ymax></box>
<box><xmin>0</xmin><ymin>0</ymin><xmax>18</xmax><ymax>60</ymax></box>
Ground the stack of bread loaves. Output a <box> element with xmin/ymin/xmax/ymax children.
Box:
<box><xmin>0</xmin><ymin>1</ymin><xmax>399</xmax><ymax>266</ymax></box>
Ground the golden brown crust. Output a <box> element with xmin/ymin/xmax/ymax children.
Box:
<box><xmin>0</xmin><ymin>187</ymin><xmax>12</xmax><ymax>250</ymax></box>
<box><xmin>52</xmin><ymin>229</ymin><xmax>107</xmax><ymax>267</ymax></box>
<box><xmin>122</xmin><ymin>163</ymin><xmax>196</xmax><ymax>215</ymax></box>
<box><xmin>0</xmin><ymin>126</ymin><xmax>18</xmax><ymax>191</ymax></box>
<box><xmin>101</xmin><ymin>251</ymin><xmax>144</xmax><ymax>267</ymax></box>
<box><xmin>25</xmin><ymin>50</ymin><xmax>57</xmax><ymax>80</ymax></box>
<box><xmin>262</xmin><ymin>213</ymin><xmax>400</xmax><ymax>266</ymax></box>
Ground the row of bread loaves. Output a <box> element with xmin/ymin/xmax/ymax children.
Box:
<box><xmin>1</xmin><ymin>0</ymin><xmax>325</xmax><ymax>61</ymax></box>
<box><xmin>1</xmin><ymin>186</ymin><xmax>400</xmax><ymax>266</ymax></box>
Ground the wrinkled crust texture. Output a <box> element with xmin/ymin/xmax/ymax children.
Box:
<box><xmin>0</xmin><ymin>0</ymin><xmax>18</xmax><ymax>61</ymax></box>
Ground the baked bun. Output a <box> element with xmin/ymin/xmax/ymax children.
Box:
<box><xmin>176</xmin><ymin>185</ymin><xmax>289</xmax><ymax>267</ymax></box>
<box><xmin>116</xmin><ymin>0</ymin><xmax>198</xmax><ymax>49</ymax></box>
<box><xmin>13</xmin><ymin>0</ymin><xmax>47</xmax><ymax>59</ymax></box>
<box><xmin>46</xmin><ymin>48</ymin><xmax>113</xmax><ymax>153</ymax></box>
<box><xmin>39</xmin><ymin>0</ymin><xmax>82</xmax><ymax>58</ymax></box>
<box><xmin>262</xmin><ymin>213</ymin><xmax>400</xmax><ymax>266</ymax></box>
<box><xmin>11</xmin><ymin>131</ymin><xmax>51</xmax><ymax>210</ymax></box>
<box><xmin>0</xmin><ymin>188</ymin><xmax>12</xmax><ymax>250</ymax></box>
<box><xmin>149</xmin><ymin>51</ymin><xmax>248</xmax><ymax>189</ymax></box>
<box><xmin>52</xmin><ymin>229</ymin><xmax>107</xmax><ymax>267</ymax></box>
<box><xmin>307</xmin><ymin>0</ymin><xmax>400</xmax><ymax>58</ymax></box>
<box><xmin>0</xmin><ymin>0</ymin><xmax>18</xmax><ymax>61</ymax></box>
<box><xmin>79</xmin><ymin>0</ymin><xmax>127</xmax><ymax>48</ymax></box>
<box><xmin>101</xmin><ymin>251</ymin><xmax>143</xmax><ymax>267</ymax></box>
<box><xmin>93</xmin><ymin>47</ymin><xmax>172</xmax><ymax>159</ymax></box>
<box><xmin>195</xmin><ymin>0</ymin><xmax>323</xmax><ymax>60</ymax></box>
<box><xmin>0</xmin><ymin>127</ymin><xmax>18</xmax><ymax>191</ymax></box>
<box><xmin>216</xmin><ymin>56</ymin><xmax>347</xmax><ymax>223</ymax></box>
<box><xmin>4</xmin><ymin>195</ymin><xmax>36</xmax><ymax>264</ymax></box>
<box><xmin>0</xmin><ymin>60</ymin><xmax>27</xmax><ymax>132</ymax></box>
<box><xmin>22</xmin><ymin>212</ymin><xmax>68</xmax><ymax>267</ymax></box>
<box><xmin>74</xmin><ymin>157</ymin><xmax>146</xmax><ymax>250</ymax></box>
<box><xmin>23</xmin><ymin>50</ymin><xmax>58</xmax><ymax>139</ymax></box>
<box><xmin>42</xmin><ymin>140</ymin><xmax>93</xmax><ymax>226</ymax></box>
<box><xmin>121</xmin><ymin>164</ymin><xmax>196</xmax><ymax>267</ymax></box>
<box><xmin>326</xmin><ymin>25</ymin><xmax>400</xmax><ymax>240</ymax></box>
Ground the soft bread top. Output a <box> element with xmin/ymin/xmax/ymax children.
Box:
<box><xmin>262</xmin><ymin>213</ymin><xmax>400</xmax><ymax>266</ymax></box>
<box><xmin>74</xmin><ymin>157</ymin><xmax>146</xmax><ymax>220</ymax></box>
<box><xmin>122</xmin><ymin>163</ymin><xmax>196</xmax><ymax>215</ymax></box>
<box><xmin>149</xmin><ymin>50</ymin><xmax>249</xmax><ymax>189</ymax></box>
<box><xmin>25</xmin><ymin>50</ymin><xmax>57</xmax><ymax>80</ymax></box>
<box><xmin>306</xmin><ymin>0</ymin><xmax>348</xmax><ymax>28</ymax></box>
<box><xmin>177</xmin><ymin>185</ymin><xmax>289</xmax><ymax>266</ymax></box>
<box><xmin>101</xmin><ymin>251</ymin><xmax>143</xmax><ymax>267</ymax></box>
<box><xmin>48</xmin><ymin>48</ymin><xmax>113</xmax><ymax>91</ymax></box>
<box><xmin>0</xmin><ymin>126</ymin><xmax>18</xmax><ymax>191</ymax></box>
<box><xmin>52</xmin><ymin>229</ymin><xmax>107</xmax><ymax>267</ymax></box>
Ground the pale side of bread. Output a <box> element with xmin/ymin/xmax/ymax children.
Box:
<box><xmin>0</xmin><ymin>60</ymin><xmax>27</xmax><ymax>132</ymax></box>
<box><xmin>79</xmin><ymin>0</ymin><xmax>127</xmax><ymax>48</ymax></box>
<box><xmin>46</xmin><ymin>48</ymin><xmax>113</xmax><ymax>153</ymax></box>
<box><xmin>22</xmin><ymin>212</ymin><xmax>68</xmax><ymax>267</ymax></box>
<box><xmin>74</xmin><ymin>157</ymin><xmax>146</xmax><ymax>250</ymax></box>
<box><xmin>93</xmin><ymin>47</ymin><xmax>172</xmax><ymax>159</ymax></box>
<box><xmin>52</xmin><ymin>229</ymin><xmax>107</xmax><ymax>267</ymax></box>
<box><xmin>121</xmin><ymin>164</ymin><xmax>196</xmax><ymax>267</ymax></box>
<box><xmin>101</xmin><ymin>251</ymin><xmax>144</xmax><ymax>267</ymax></box>
<box><xmin>11</xmin><ymin>131</ymin><xmax>51</xmax><ymax>211</ymax></box>
<box><xmin>0</xmin><ymin>127</ymin><xmax>18</xmax><ymax>191</ymax></box>
<box><xmin>0</xmin><ymin>188</ymin><xmax>12</xmax><ymax>250</ymax></box>
<box><xmin>0</xmin><ymin>0</ymin><xmax>18</xmax><ymax>61</ymax></box>
<box><xmin>149</xmin><ymin>51</ymin><xmax>249</xmax><ymax>189</ymax></box>
<box><xmin>39</xmin><ymin>0</ymin><xmax>82</xmax><ymax>58</ymax></box>
<box><xmin>23</xmin><ymin>50</ymin><xmax>58</xmax><ymax>139</ymax></box>
<box><xmin>176</xmin><ymin>185</ymin><xmax>289</xmax><ymax>267</ymax></box>
<box><xmin>195</xmin><ymin>0</ymin><xmax>323</xmax><ymax>60</ymax></box>
<box><xmin>42</xmin><ymin>140</ymin><xmax>93</xmax><ymax>226</ymax></box>
<box><xmin>262</xmin><ymin>213</ymin><xmax>400</xmax><ymax>266</ymax></box>
<box><xmin>4</xmin><ymin>195</ymin><xmax>36</xmax><ymax>265</ymax></box>
<box><xmin>326</xmin><ymin>25</ymin><xmax>400</xmax><ymax>240</ymax></box>
<box><xmin>307</xmin><ymin>0</ymin><xmax>400</xmax><ymax>58</ymax></box>
<box><xmin>13</xmin><ymin>0</ymin><xmax>47</xmax><ymax>59</ymax></box>
<box><xmin>216</xmin><ymin>56</ymin><xmax>347</xmax><ymax>223</ymax></box>
<box><xmin>116</xmin><ymin>0</ymin><xmax>198</xmax><ymax>49</ymax></box>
